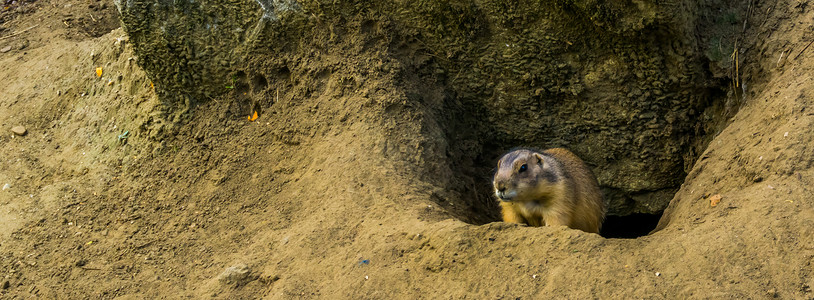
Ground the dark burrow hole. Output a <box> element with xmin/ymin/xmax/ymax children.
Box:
<box><xmin>435</xmin><ymin>152</ymin><xmax>671</xmax><ymax>239</ymax></box>
<box><xmin>416</xmin><ymin>61</ymin><xmax>736</xmax><ymax>239</ymax></box>
<box><xmin>396</xmin><ymin>87</ymin><xmax>693</xmax><ymax>239</ymax></box>
<box><xmin>600</xmin><ymin>212</ymin><xmax>664</xmax><ymax>239</ymax></box>
<box><xmin>441</xmin><ymin>158</ymin><xmax>667</xmax><ymax>239</ymax></box>
<box><xmin>422</xmin><ymin>81</ymin><xmax>733</xmax><ymax>239</ymax></box>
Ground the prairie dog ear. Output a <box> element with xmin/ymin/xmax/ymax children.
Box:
<box><xmin>532</xmin><ymin>153</ymin><xmax>546</xmax><ymax>166</ymax></box>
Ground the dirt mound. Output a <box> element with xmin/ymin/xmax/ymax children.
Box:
<box><xmin>0</xmin><ymin>0</ymin><xmax>813</xmax><ymax>298</ymax></box>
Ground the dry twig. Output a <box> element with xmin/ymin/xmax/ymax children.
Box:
<box><xmin>793</xmin><ymin>39</ymin><xmax>814</xmax><ymax>60</ymax></box>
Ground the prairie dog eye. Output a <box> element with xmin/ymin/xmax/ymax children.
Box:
<box><xmin>519</xmin><ymin>164</ymin><xmax>527</xmax><ymax>173</ymax></box>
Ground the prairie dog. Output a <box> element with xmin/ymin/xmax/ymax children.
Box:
<box><xmin>493</xmin><ymin>148</ymin><xmax>605</xmax><ymax>233</ymax></box>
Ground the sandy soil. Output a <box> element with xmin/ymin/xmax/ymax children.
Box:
<box><xmin>1</xmin><ymin>0</ymin><xmax>813</xmax><ymax>299</ymax></box>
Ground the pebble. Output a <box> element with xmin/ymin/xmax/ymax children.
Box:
<box><xmin>0</xmin><ymin>46</ymin><xmax>11</xmax><ymax>53</ymax></box>
<box><xmin>11</xmin><ymin>126</ymin><xmax>26</xmax><ymax>136</ymax></box>
<box><xmin>217</xmin><ymin>263</ymin><xmax>253</xmax><ymax>285</ymax></box>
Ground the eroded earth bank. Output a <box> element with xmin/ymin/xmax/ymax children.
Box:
<box><xmin>0</xmin><ymin>0</ymin><xmax>813</xmax><ymax>298</ymax></box>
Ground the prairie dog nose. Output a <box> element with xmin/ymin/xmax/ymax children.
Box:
<box><xmin>495</xmin><ymin>180</ymin><xmax>508</xmax><ymax>192</ymax></box>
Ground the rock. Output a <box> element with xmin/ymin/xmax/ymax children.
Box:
<box><xmin>0</xmin><ymin>46</ymin><xmax>11</xmax><ymax>53</ymax></box>
<box><xmin>117</xmin><ymin>0</ymin><xmax>711</xmax><ymax>216</ymax></box>
<box><xmin>11</xmin><ymin>126</ymin><xmax>26</xmax><ymax>136</ymax></box>
<box><xmin>217</xmin><ymin>263</ymin><xmax>255</xmax><ymax>286</ymax></box>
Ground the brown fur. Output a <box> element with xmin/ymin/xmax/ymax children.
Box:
<box><xmin>493</xmin><ymin>148</ymin><xmax>605</xmax><ymax>233</ymax></box>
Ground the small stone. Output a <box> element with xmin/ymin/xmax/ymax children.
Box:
<box><xmin>75</xmin><ymin>259</ymin><xmax>87</xmax><ymax>267</ymax></box>
<box><xmin>218</xmin><ymin>264</ymin><xmax>254</xmax><ymax>286</ymax></box>
<box><xmin>0</xmin><ymin>46</ymin><xmax>11</xmax><ymax>53</ymax></box>
<box><xmin>11</xmin><ymin>126</ymin><xmax>26</xmax><ymax>136</ymax></box>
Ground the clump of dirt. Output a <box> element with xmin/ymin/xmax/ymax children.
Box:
<box><xmin>0</xmin><ymin>0</ymin><xmax>813</xmax><ymax>298</ymax></box>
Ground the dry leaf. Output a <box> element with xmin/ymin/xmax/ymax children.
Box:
<box><xmin>248</xmin><ymin>111</ymin><xmax>258</xmax><ymax>121</ymax></box>
<box><xmin>95</xmin><ymin>67</ymin><xmax>103</xmax><ymax>77</ymax></box>
<box><xmin>709</xmin><ymin>194</ymin><xmax>722</xmax><ymax>207</ymax></box>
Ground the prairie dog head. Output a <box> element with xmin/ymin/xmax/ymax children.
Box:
<box><xmin>493</xmin><ymin>149</ymin><xmax>559</xmax><ymax>202</ymax></box>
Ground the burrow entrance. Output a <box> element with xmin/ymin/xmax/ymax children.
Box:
<box><xmin>429</xmin><ymin>84</ymin><xmax>734</xmax><ymax>239</ymax></box>
<box><xmin>413</xmin><ymin>72</ymin><xmax>735</xmax><ymax>240</ymax></box>
<box><xmin>600</xmin><ymin>213</ymin><xmax>663</xmax><ymax>239</ymax></box>
<box><xmin>438</xmin><ymin>151</ymin><xmax>667</xmax><ymax>239</ymax></box>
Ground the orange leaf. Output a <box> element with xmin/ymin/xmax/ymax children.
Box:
<box><xmin>248</xmin><ymin>111</ymin><xmax>258</xmax><ymax>121</ymax></box>
<box><xmin>95</xmin><ymin>67</ymin><xmax>103</xmax><ymax>77</ymax></box>
<box><xmin>709</xmin><ymin>194</ymin><xmax>722</xmax><ymax>207</ymax></box>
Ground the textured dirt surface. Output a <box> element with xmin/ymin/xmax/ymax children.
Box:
<box><xmin>1</xmin><ymin>0</ymin><xmax>813</xmax><ymax>299</ymax></box>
